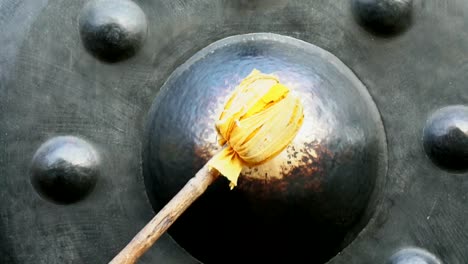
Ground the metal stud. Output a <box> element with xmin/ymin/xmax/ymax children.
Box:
<box><xmin>351</xmin><ymin>0</ymin><xmax>413</xmax><ymax>36</ymax></box>
<box><xmin>31</xmin><ymin>136</ymin><xmax>100</xmax><ymax>204</ymax></box>
<box><xmin>78</xmin><ymin>0</ymin><xmax>148</xmax><ymax>62</ymax></box>
<box><xmin>423</xmin><ymin>105</ymin><xmax>468</xmax><ymax>173</ymax></box>
<box><xmin>388</xmin><ymin>248</ymin><xmax>442</xmax><ymax>264</ymax></box>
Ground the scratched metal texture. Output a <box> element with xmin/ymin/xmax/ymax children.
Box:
<box><xmin>0</xmin><ymin>0</ymin><xmax>467</xmax><ymax>263</ymax></box>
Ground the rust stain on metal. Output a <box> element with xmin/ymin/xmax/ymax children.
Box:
<box><xmin>194</xmin><ymin>136</ymin><xmax>334</xmax><ymax>199</ymax></box>
<box><xmin>238</xmin><ymin>142</ymin><xmax>333</xmax><ymax>198</ymax></box>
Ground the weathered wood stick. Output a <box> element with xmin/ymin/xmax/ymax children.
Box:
<box><xmin>109</xmin><ymin>162</ymin><xmax>219</xmax><ymax>264</ymax></box>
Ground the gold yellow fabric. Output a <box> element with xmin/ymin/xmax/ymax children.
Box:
<box><xmin>208</xmin><ymin>69</ymin><xmax>304</xmax><ymax>189</ymax></box>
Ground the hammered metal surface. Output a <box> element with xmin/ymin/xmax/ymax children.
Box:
<box><xmin>144</xmin><ymin>33</ymin><xmax>387</xmax><ymax>263</ymax></box>
<box><xmin>1</xmin><ymin>0</ymin><xmax>468</xmax><ymax>263</ymax></box>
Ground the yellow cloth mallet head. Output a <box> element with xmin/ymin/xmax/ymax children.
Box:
<box><xmin>209</xmin><ymin>69</ymin><xmax>304</xmax><ymax>188</ymax></box>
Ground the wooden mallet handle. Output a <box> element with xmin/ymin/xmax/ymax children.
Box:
<box><xmin>109</xmin><ymin>162</ymin><xmax>219</xmax><ymax>264</ymax></box>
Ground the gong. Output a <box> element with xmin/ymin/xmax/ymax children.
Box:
<box><xmin>1</xmin><ymin>0</ymin><xmax>467</xmax><ymax>263</ymax></box>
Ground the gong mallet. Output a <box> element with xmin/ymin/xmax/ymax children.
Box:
<box><xmin>109</xmin><ymin>70</ymin><xmax>304</xmax><ymax>264</ymax></box>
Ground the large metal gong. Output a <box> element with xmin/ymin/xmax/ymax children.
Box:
<box><xmin>1</xmin><ymin>0</ymin><xmax>467</xmax><ymax>263</ymax></box>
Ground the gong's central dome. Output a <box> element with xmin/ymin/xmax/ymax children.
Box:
<box><xmin>143</xmin><ymin>33</ymin><xmax>387</xmax><ymax>264</ymax></box>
